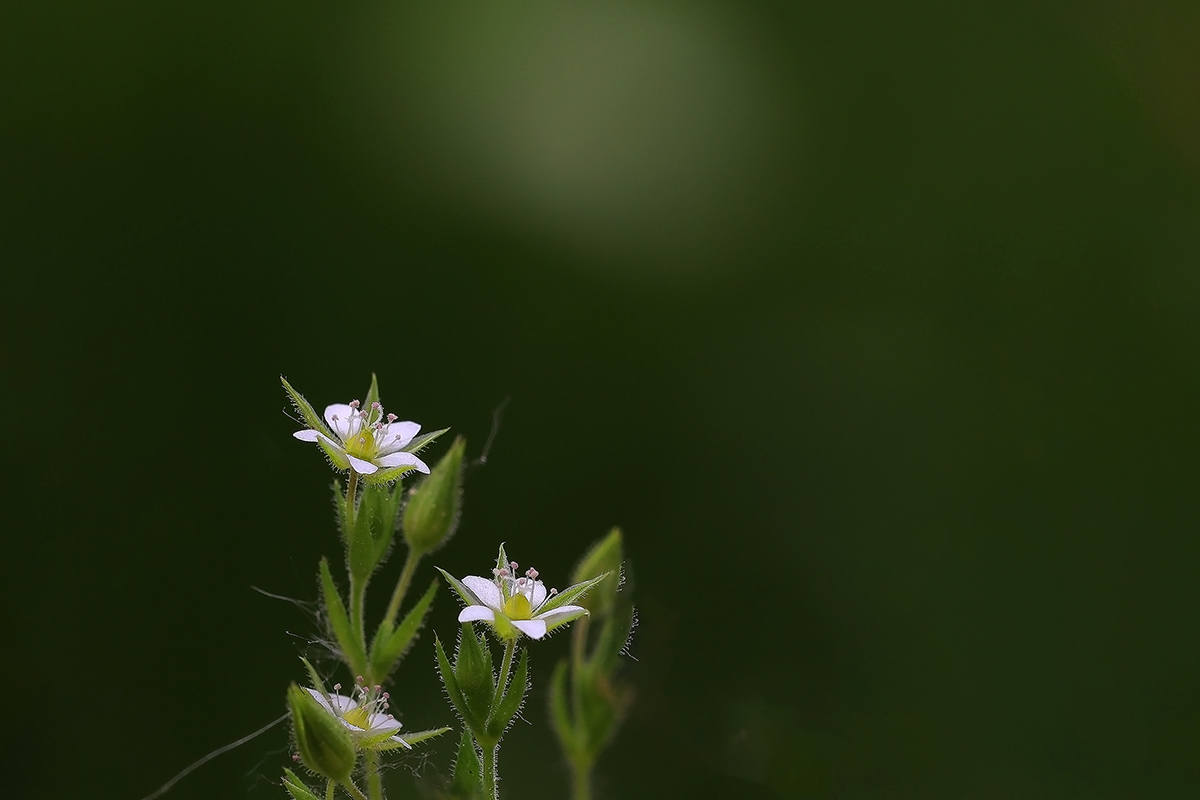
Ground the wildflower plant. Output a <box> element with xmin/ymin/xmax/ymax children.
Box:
<box><xmin>213</xmin><ymin>375</ymin><xmax>637</xmax><ymax>800</ymax></box>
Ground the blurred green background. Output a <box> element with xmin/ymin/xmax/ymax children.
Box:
<box><xmin>2</xmin><ymin>1</ymin><xmax>1198</xmax><ymax>798</ymax></box>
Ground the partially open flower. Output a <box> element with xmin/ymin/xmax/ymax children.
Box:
<box><xmin>306</xmin><ymin>677</ymin><xmax>412</xmax><ymax>750</ymax></box>
<box><xmin>438</xmin><ymin>546</ymin><xmax>609</xmax><ymax>640</ymax></box>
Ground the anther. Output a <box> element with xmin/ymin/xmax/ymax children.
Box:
<box><xmin>387</xmin><ymin>413</ymin><xmax>397</xmax><ymax>423</ymax></box>
<box><xmin>350</xmin><ymin>400</ymin><xmax>360</xmax><ymax>408</ymax></box>
<box><xmin>527</xmin><ymin>568</ymin><xmax>538</xmax><ymax>579</ymax></box>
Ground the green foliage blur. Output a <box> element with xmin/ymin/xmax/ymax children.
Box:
<box><xmin>2</xmin><ymin>1</ymin><xmax>1198</xmax><ymax>799</ymax></box>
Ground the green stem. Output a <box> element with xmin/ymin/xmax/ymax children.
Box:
<box><xmin>365</xmin><ymin>751</ymin><xmax>383</xmax><ymax>800</ymax></box>
<box><xmin>382</xmin><ymin>548</ymin><xmax>421</xmax><ymax>629</ymax></box>
<box><xmin>492</xmin><ymin>638</ymin><xmax>518</xmax><ymax>717</ymax></box>
<box><xmin>346</xmin><ymin>471</ymin><xmax>367</xmax><ymax>647</ymax></box>
<box><xmin>482</xmin><ymin>743</ymin><xmax>499</xmax><ymax>800</ymax></box>
<box><xmin>570</xmin><ymin>760</ymin><xmax>593</xmax><ymax>800</ymax></box>
<box><xmin>325</xmin><ymin>779</ymin><xmax>335</xmax><ymax>800</ymax></box>
<box><xmin>345</xmin><ymin>470</ymin><xmax>359</xmax><ymax>526</ymax></box>
<box><xmin>340</xmin><ymin>780</ymin><xmax>369</xmax><ymax>800</ymax></box>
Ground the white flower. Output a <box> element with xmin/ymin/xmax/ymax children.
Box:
<box><xmin>293</xmin><ymin>399</ymin><xmax>429</xmax><ymax>477</ymax></box>
<box><xmin>439</xmin><ymin>548</ymin><xmax>606</xmax><ymax>640</ymax></box>
<box><xmin>305</xmin><ymin>678</ymin><xmax>411</xmax><ymax>749</ymax></box>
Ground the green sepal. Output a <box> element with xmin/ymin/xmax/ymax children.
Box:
<box><xmin>543</xmin><ymin>607</ymin><xmax>589</xmax><ymax>636</ymax></box>
<box><xmin>403</xmin><ymin>436</ymin><xmax>466</xmax><ymax>555</ymax></box>
<box><xmin>281</xmin><ymin>377</ymin><xmax>334</xmax><ymax>440</ymax></box>
<box><xmin>405</xmin><ymin>427</ymin><xmax>450</xmax><ymax>456</ymax></box>
<box><xmin>537</xmin><ymin>572</ymin><xmax>609</xmax><ymax>616</ymax></box>
<box><xmin>487</xmin><ymin>647</ymin><xmax>528</xmax><ymax>739</ymax></box>
<box><xmin>436</xmin><ymin>567</ymin><xmax>484</xmax><ymax>607</ymax></box>
<box><xmin>435</xmin><ymin>634</ymin><xmax>476</xmax><ymax>729</ymax></box>
<box><xmin>300</xmin><ymin>657</ymin><xmax>327</xmax><ymax>698</ymax></box>
<box><xmin>572</xmin><ymin>528</ymin><xmax>624</xmax><ymax>616</ymax></box>
<box><xmin>281</xmin><ymin>769</ymin><xmax>324</xmax><ymax>800</ymax></box>
<box><xmin>363</xmin><ymin>464</ymin><xmax>420</xmax><ymax>486</ymax></box>
<box><xmin>363</xmin><ymin>373</ymin><xmax>380</xmax><ymax>413</ymax></box>
<box><xmin>287</xmin><ymin>683</ymin><xmax>356</xmax><ymax>782</ymax></box>
<box><xmin>372</xmin><ymin>726</ymin><xmax>452</xmax><ymax>752</ymax></box>
<box><xmin>319</xmin><ymin>558</ymin><xmax>367</xmax><ymax>677</ymax></box>
<box><xmin>548</xmin><ymin>659</ymin><xmax>582</xmax><ymax>758</ymax></box>
<box><xmin>369</xmin><ymin>578</ymin><xmax>438</xmax><ymax>680</ymax></box>
<box><xmin>455</xmin><ymin>623</ymin><xmax>495</xmax><ymax>722</ymax></box>
<box><xmin>347</xmin><ymin>483</ymin><xmax>401</xmax><ymax>585</ymax></box>
<box><xmin>493</xmin><ymin>543</ymin><xmax>510</xmax><ymax>577</ymax></box>
<box><xmin>451</xmin><ymin>727</ymin><xmax>482</xmax><ymax>796</ymax></box>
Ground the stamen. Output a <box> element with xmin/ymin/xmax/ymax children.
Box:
<box><xmin>350</xmin><ymin>400</ymin><xmax>360</xmax><ymax>409</ymax></box>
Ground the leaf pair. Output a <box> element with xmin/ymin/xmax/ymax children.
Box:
<box><xmin>435</xmin><ymin>625</ymin><xmax>530</xmax><ymax>747</ymax></box>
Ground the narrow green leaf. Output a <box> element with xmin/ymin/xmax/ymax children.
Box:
<box><xmin>369</xmin><ymin>578</ymin><xmax>438</xmax><ymax>679</ymax></box>
<box><xmin>537</xmin><ymin>572</ymin><xmax>609</xmax><ymax>616</ymax></box>
<box><xmin>435</xmin><ymin>634</ymin><xmax>475</xmax><ymax>730</ymax></box>
<box><xmin>281</xmin><ymin>376</ymin><xmax>333</xmax><ymax>439</ymax></box>
<box><xmin>451</xmin><ymin>727</ymin><xmax>482</xmax><ymax>794</ymax></box>
<box><xmin>455</xmin><ymin>623</ymin><xmax>495</xmax><ymax>721</ymax></box>
<box><xmin>319</xmin><ymin>558</ymin><xmax>367</xmax><ymax>676</ymax></box>
<box><xmin>488</xmin><ymin>647</ymin><xmax>528</xmax><ymax>738</ymax></box>
<box><xmin>282</xmin><ymin>769</ymin><xmax>323</xmax><ymax>800</ymax></box>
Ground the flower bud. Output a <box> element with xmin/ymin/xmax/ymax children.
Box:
<box><xmin>403</xmin><ymin>437</ymin><xmax>466</xmax><ymax>555</ymax></box>
<box><xmin>287</xmin><ymin>683</ymin><xmax>356</xmax><ymax>782</ymax></box>
<box><xmin>571</xmin><ymin>528</ymin><xmax>624</xmax><ymax>616</ymax></box>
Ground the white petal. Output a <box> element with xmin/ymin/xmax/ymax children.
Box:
<box><xmin>462</xmin><ymin>576</ymin><xmax>504</xmax><ymax>610</ymax></box>
<box><xmin>530</xmin><ymin>580</ymin><xmax>547</xmax><ymax>609</ymax></box>
<box><xmin>458</xmin><ymin>605</ymin><xmax>496</xmax><ymax>623</ymax></box>
<box><xmin>511</xmin><ymin>618</ymin><xmax>547</xmax><ymax>639</ymax></box>
<box><xmin>536</xmin><ymin>605</ymin><xmax>587</xmax><ymax>625</ymax></box>
<box><xmin>346</xmin><ymin>454</ymin><xmax>379</xmax><ymax>475</ymax></box>
<box><xmin>293</xmin><ymin>429</ymin><xmax>320</xmax><ymax>442</ymax></box>
<box><xmin>368</xmin><ymin>713</ymin><xmax>402</xmax><ymax>733</ymax></box>
<box><xmin>324</xmin><ymin>404</ymin><xmax>357</xmax><ymax>439</ymax></box>
<box><xmin>376</xmin><ymin>451</ymin><xmax>430</xmax><ymax>474</ymax></box>
<box><xmin>380</xmin><ymin>421</ymin><xmax>420</xmax><ymax>451</ymax></box>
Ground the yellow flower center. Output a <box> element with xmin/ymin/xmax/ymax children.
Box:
<box><xmin>343</xmin><ymin>705</ymin><xmax>372</xmax><ymax>729</ymax></box>
<box><xmin>344</xmin><ymin>427</ymin><xmax>375</xmax><ymax>459</ymax></box>
<box><xmin>502</xmin><ymin>592</ymin><xmax>533</xmax><ymax>620</ymax></box>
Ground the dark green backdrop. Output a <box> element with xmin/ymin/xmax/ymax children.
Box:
<box><xmin>3</xmin><ymin>2</ymin><xmax>1198</xmax><ymax>798</ymax></box>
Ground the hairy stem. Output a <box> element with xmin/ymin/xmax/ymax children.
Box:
<box><xmin>365</xmin><ymin>751</ymin><xmax>383</xmax><ymax>800</ymax></box>
<box><xmin>340</xmin><ymin>780</ymin><xmax>369</xmax><ymax>800</ymax></box>
<box><xmin>382</xmin><ymin>548</ymin><xmax>421</xmax><ymax>630</ymax></box>
<box><xmin>482</xmin><ymin>743</ymin><xmax>499</xmax><ymax>800</ymax></box>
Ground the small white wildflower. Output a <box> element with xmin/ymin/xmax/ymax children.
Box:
<box><xmin>293</xmin><ymin>399</ymin><xmax>429</xmax><ymax>477</ymax></box>
<box><xmin>439</xmin><ymin>546</ymin><xmax>608</xmax><ymax>640</ymax></box>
